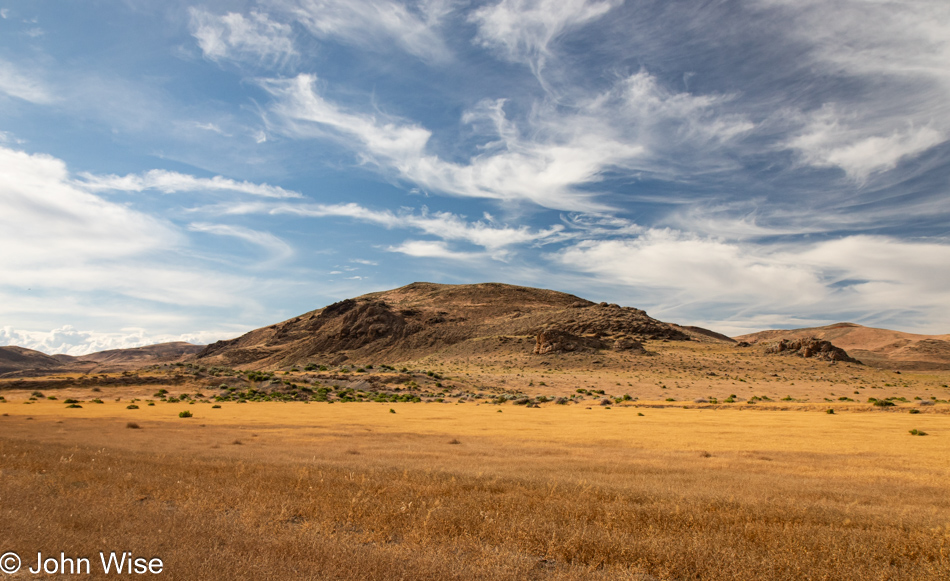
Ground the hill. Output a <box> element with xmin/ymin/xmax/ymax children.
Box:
<box><xmin>0</xmin><ymin>346</ymin><xmax>81</xmax><ymax>376</ymax></box>
<box><xmin>735</xmin><ymin>323</ymin><xmax>950</xmax><ymax>370</ymax></box>
<box><xmin>0</xmin><ymin>342</ymin><xmax>204</xmax><ymax>378</ymax></box>
<box><xmin>75</xmin><ymin>342</ymin><xmax>204</xmax><ymax>366</ymax></box>
<box><xmin>195</xmin><ymin>282</ymin><xmax>728</xmax><ymax>369</ymax></box>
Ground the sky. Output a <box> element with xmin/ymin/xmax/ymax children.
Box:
<box><xmin>1</xmin><ymin>0</ymin><xmax>949</xmax><ymax>355</ymax></box>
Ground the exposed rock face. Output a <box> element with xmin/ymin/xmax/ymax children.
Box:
<box><xmin>764</xmin><ymin>337</ymin><xmax>861</xmax><ymax>363</ymax></box>
<box><xmin>612</xmin><ymin>336</ymin><xmax>645</xmax><ymax>352</ymax></box>
<box><xmin>535</xmin><ymin>329</ymin><xmax>596</xmax><ymax>354</ymax></box>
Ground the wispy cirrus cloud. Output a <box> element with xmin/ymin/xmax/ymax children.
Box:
<box><xmin>0</xmin><ymin>58</ymin><xmax>53</xmax><ymax>103</ymax></box>
<box><xmin>189</xmin><ymin>8</ymin><xmax>297</xmax><ymax>67</ymax></box>
<box><xmin>269</xmin><ymin>0</ymin><xmax>452</xmax><ymax>63</ymax></box>
<box><xmin>188</xmin><ymin>222</ymin><xmax>294</xmax><ymax>262</ymax></box>
<box><xmin>386</xmin><ymin>239</ymin><xmax>483</xmax><ymax>261</ymax></box>
<box><xmin>760</xmin><ymin>0</ymin><xmax>950</xmax><ymax>179</ymax></box>
<box><xmin>471</xmin><ymin>0</ymin><xmax>621</xmax><ymax>78</ymax></box>
<box><xmin>260</xmin><ymin>72</ymin><xmax>750</xmax><ymax>210</ymax></box>
<box><xmin>77</xmin><ymin>169</ymin><xmax>302</xmax><ymax>198</ymax></box>
<box><xmin>207</xmin><ymin>200</ymin><xmax>566</xmax><ymax>253</ymax></box>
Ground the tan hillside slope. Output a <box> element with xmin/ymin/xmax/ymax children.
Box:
<box><xmin>0</xmin><ymin>342</ymin><xmax>204</xmax><ymax>377</ymax></box>
<box><xmin>196</xmin><ymin>282</ymin><xmax>729</xmax><ymax>369</ymax></box>
<box><xmin>736</xmin><ymin>323</ymin><xmax>950</xmax><ymax>370</ymax></box>
<box><xmin>76</xmin><ymin>342</ymin><xmax>204</xmax><ymax>367</ymax></box>
<box><xmin>0</xmin><ymin>346</ymin><xmax>77</xmax><ymax>376</ymax></box>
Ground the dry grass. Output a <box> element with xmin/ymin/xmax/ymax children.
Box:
<box><xmin>1</xmin><ymin>401</ymin><xmax>949</xmax><ymax>580</ymax></box>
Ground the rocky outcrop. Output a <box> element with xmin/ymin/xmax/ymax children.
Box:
<box><xmin>534</xmin><ymin>329</ymin><xmax>606</xmax><ymax>354</ymax></box>
<box><xmin>764</xmin><ymin>337</ymin><xmax>861</xmax><ymax>363</ymax></box>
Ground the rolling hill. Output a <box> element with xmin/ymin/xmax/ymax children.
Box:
<box><xmin>735</xmin><ymin>323</ymin><xmax>950</xmax><ymax>370</ymax></box>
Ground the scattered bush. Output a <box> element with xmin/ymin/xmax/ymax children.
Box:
<box><xmin>212</xmin><ymin>404</ymin><xmax>221</xmax><ymax>409</ymax></box>
<box><xmin>826</xmin><ymin>409</ymin><xmax>835</xmax><ymax>414</ymax></box>
<box><xmin>66</xmin><ymin>404</ymin><xmax>82</xmax><ymax>409</ymax></box>
<box><xmin>908</xmin><ymin>429</ymin><xmax>927</xmax><ymax>436</ymax></box>
<box><xmin>126</xmin><ymin>404</ymin><xmax>139</xmax><ymax>410</ymax></box>
<box><xmin>389</xmin><ymin>409</ymin><xmax>396</xmax><ymax>414</ymax></box>
<box><xmin>63</xmin><ymin>399</ymin><xmax>79</xmax><ymax>404</ymax></box>
<box><xmin>179</xmin><ymin>410</ymin><xmax>193</xmax><ymax>418</ymax></box>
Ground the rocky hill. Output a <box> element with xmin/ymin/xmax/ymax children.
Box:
<box><xmin>736</xmin><ymin>323</ymin><xmax>950</xmax><ymax>370</ymax></box>
<box><xmin>196</xmin><ymin>282</ymin><xmax>727</xmax><ymax>369</ymax></box>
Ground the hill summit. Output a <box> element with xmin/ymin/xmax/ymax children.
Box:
<box><xmin>195</xmin><ymin>282</ymin><xmax>716</xmax><ymax>369</ymax></box>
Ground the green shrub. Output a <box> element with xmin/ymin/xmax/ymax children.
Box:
<box><xmin>212</xmin><ymin>404</ymin><xmax>221</xmax><ymax>409</ymax></box>
<box><xmin>179</xmin><ymin>410</ymin><xmax>193</xmax><ymax>418</ymax></box>
<box><xmin>389</xmin><ymin>409</ymin><xmax>396</xmax><ymax>414</ymax></box>
<box><xmin>909</xmin><ymin>409</ymin><xmax>920</xmax><ymax>414</ymax></box>
<box><xmin>63</xmin><ymin>398</ymin><xmax>79</xmax><ymax>404</ymax></box>
<box><xmin>826</xmin><ymin>409</ymin><xmax>835</xmax><ymax>414</ymax></box>
<box><xmin>66</xmin><ymin>404</ymin><xmax>82</xmax><ymax>408</ymax></box>
<box><xmin>908</xmin><ymin>429</ymin><xmax>927</xmax><ymax>436</ymax></box>
<box><xmin>126</xmin><ymin>404</ymin><xmax>139</xmax><ymax>410</ymax></box>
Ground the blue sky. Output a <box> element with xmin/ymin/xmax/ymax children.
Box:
<box><xmin>1</xmin><ymin>0</ymin><xmax>949</xmax><ymax>354</ymax></box>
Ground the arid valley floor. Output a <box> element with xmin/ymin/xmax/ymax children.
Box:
<box><xmin>2</xmin><ymin>337</ymin><xmax>949</xmax><ymax>580</ymax></box>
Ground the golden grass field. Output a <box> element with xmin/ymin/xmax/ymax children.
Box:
<box><xmin>2</xmin><ymin>389</ymin><xmax>949</xmax><ymax>580</ymax></box>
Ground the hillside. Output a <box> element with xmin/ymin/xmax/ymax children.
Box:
<box><xmin>735</xmin><ymin>323</ymin><xmax>950</xmax><ymax>370</ymax></box>
<box><xmin>196</xmin><ymin>282</ymin><xmax>727</xmax><ymax>369</ymax></box>
<box><xmin>0</xmin><ymin>342</ymin><xmax>204</xmax><ymax>378</ymax></box>
<box><xmin>0</xmin><ymin>346</ymin><xmax>82</xmax><ymax>376</ymax></box>
<box><xmin>76</xmin><ymin>342</ymin><xmax>204</xmax><ymax>366</ymax></box>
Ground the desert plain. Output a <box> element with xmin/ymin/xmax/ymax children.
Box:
<box><xmin>2</xmin><ymin>333</ymin><xmax>949</xmax><ymax>581</ymax></box>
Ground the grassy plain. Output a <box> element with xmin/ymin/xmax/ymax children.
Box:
<box><xmin>1</xmin><ymin>394</ymin><xmax>949</xmax><ymax>580</ymax></box>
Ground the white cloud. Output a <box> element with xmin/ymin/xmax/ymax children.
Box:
<box><xmin>190</xmin><ymin>8</ymin><xmax>296</xmax><ymax>66</ymax></box>
<box><xmin>555</xmin><ymin>230</ymin><xmax>950</xmax><ymax>333</ymax></box>
<box><xmin>763</xmin><ymin>0</ymin><xmax>950</xmax><ymax>177</ymax></box>
<box><xmin>788</xmin><ymin>105</ymin><xmax>944</xmax><ymax>180</ymax></box>
<box><xmin>386</xmin><ymin>240</ymin><xmax>481</xmax><ymax>260</ymax></box>
<box><xmin>0</xmin><ymin>325</ymin><xmax>237</xmax><ymax>356</ymax></box>
<box><xmin>209</xmin><ymin>200</ymin><xmax>565</xmax><ymax>252</ymax></box>
<box><xmin>262</xmin><ymin>72</ymin><xmax>750</xmax><ymax>210</ymax></box>
<box><xmin>0</xmin><ymin>58</ymin><xmax>53</xmax><ymax>104</ymax></box>
<box><xmin>0</xmin><ymin>145</ymin><xmax>258</xmax><ymax>313</ymax></box>
<box><xmin>271</xmin><ymin>0</ymin><xmax>452</xmax><ymax>62</ymax></box>
<box><xmin>77</xmin><ymin>169</ymin><xmax>302</xmax><ymax>198</ymax></box>
<box><xmin>188</xmin><ymin>222</ymin><xmax>294</xmax><ymax>261</ymax></box>
<box><xmin>471</xmin><ymin>0</ymin><xmax>621</xmax><ymax>76</ymax></box>
<box><xmin>0</xmin><ymin>146</ymin><xmax>175</xmax><ymax>269</ymax></box>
